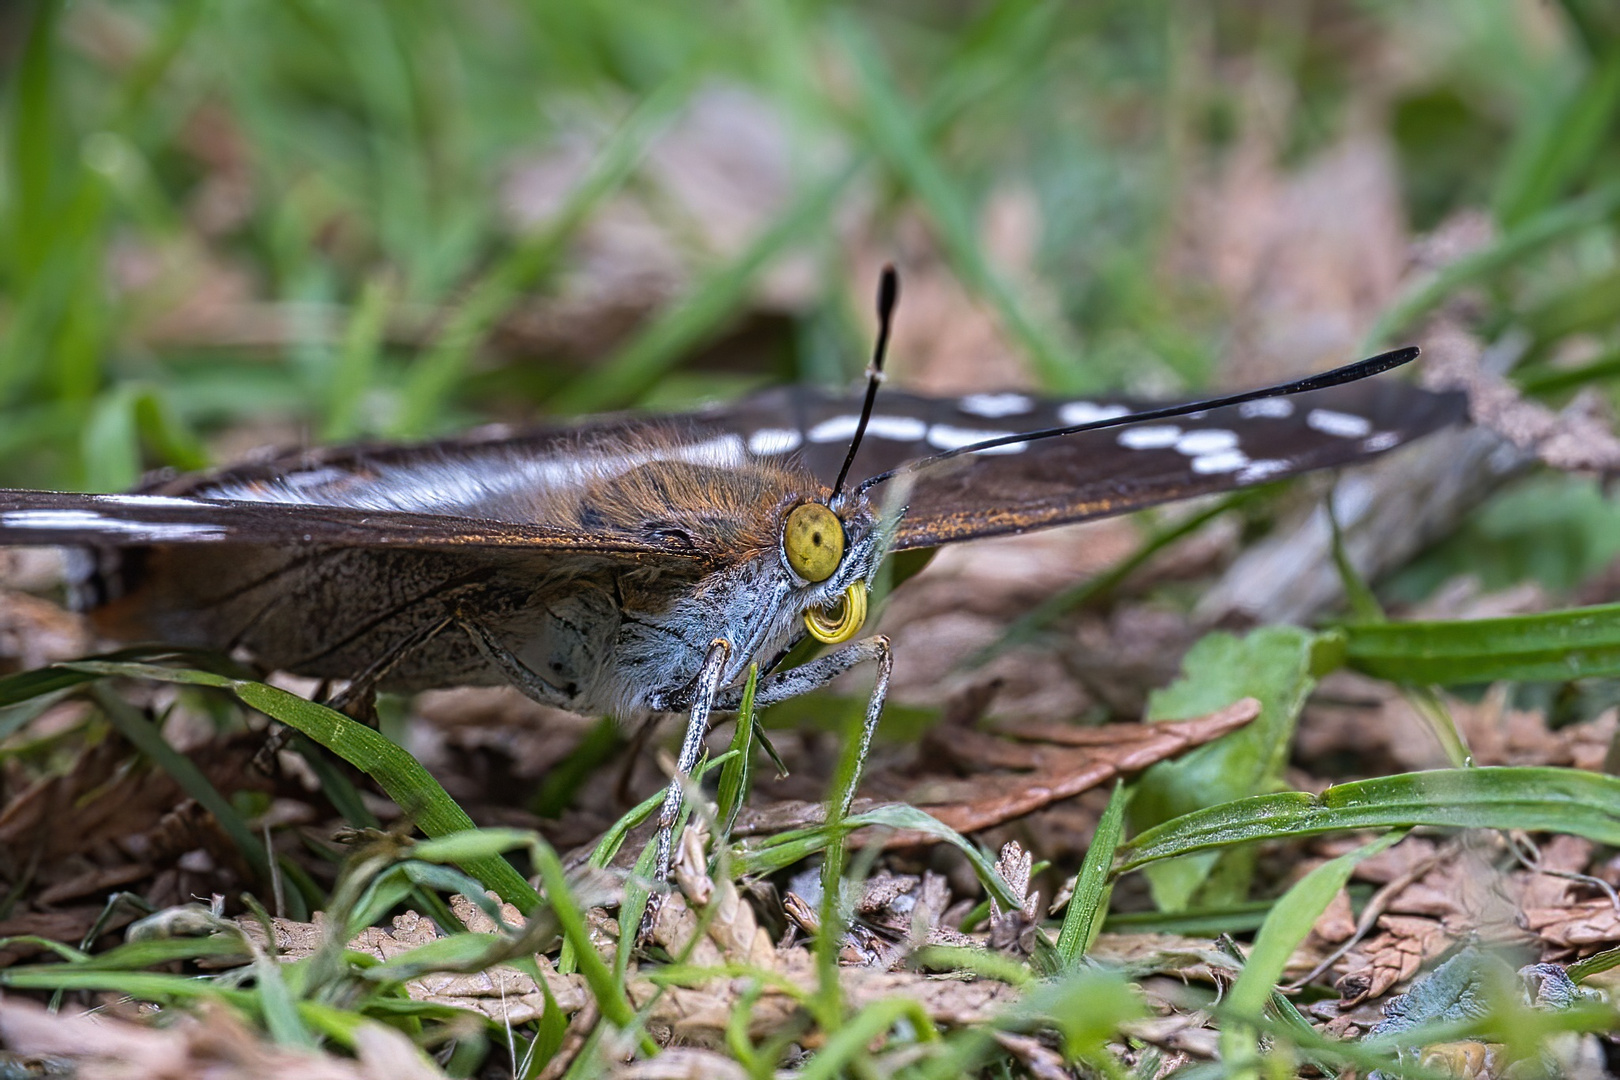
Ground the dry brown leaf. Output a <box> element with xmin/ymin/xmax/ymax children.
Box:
<box><xmin>0</xmin><ymin>588</ymin><xmax>91</xmax><ymax>672</ymax></box>
<box><xmin>1312</xmin><ymin>887</ymin><xmax>1358</xmax><ymax>946</ymax></box>
<box><xmin>609</xmin><ymin>1049</ymin><xmax>751</xmax><ymax>1080</ymax></box>
<box><xmin>1522</xmin><ymin>900</ymin><xmax>1620</xmax><ymax>950</ymax></box>
<box><xmin>1423</xmin><ymin>322</ymin><xmax>1620</xmax><ymax>473</ymax></box>
<box><xmin>1177</xmin><ymin>116</ymin><xmax>1408</xmax><ymax>387</ymax></box>
<box><xmin>0</xmin><ymin>996</ymin><xmax>441</xmax><ymax>1080</ymax></box>
<box><xmin>1335</xmin><ymin>914</ymin><xmax>1451</xmax><ymax>1004</ymax></box>
<box><xmin>992</xmin><ymin>1031</ymin><xmax>1071</xmax><ymax>1080</ymax></box>
<box><xmin>904</xmin><ymin>699</ymin><xmax>1261</xmax><ymax>838</ymax></box>
<box><xmin>730</xmin><ymin>699</ymin><xmax>1259</xmax><ymax>845</ymax></box>
<box><xmin>1301</xmin><ymin>675</ymin><xmax>1616</xmax><ymax>775</ymax></box>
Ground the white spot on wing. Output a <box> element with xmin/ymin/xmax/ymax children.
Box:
<box><xmin>0</xmin><ymin>509</ymin><xmax>227</xmax><ymax>540</ymax></box>
<box><xmin>1306</xmin><ymin>409</ymin><xmax>1372</xmax><ymax>438</ymax></box>
<box><xmin>959</xmin><ymin>392</ymin><xmax>1034</xmax><ymax>418</ymax></box>
<box><xmin>1058</xmin><ymin>401</ymin><xmax>1130</xmax><ymax>426</ymax></box>
<box><xmin>863</xmin><ymin>415</ymin><xmax>928</xmax><ymax>441</ymax></box>
<box><xmin>808</xmin><ymin>414</ymin><xmax>926</xmax><ymax>444</ymax></box>
<box><xmin>1237</xmin><ymin>459</ymin><xmax>1292</xmax><ymax>483</ymax></box>
<box><xmin>747</xmin><ymin>428</ymin><xmax>802</xmax><ymax>455</ymax></box>
<box><xmin>926</xmin><ymin>425</ymin><xmax>1026</xmax><ymax>454</ymax></box>
<box><xmin>1238</xmin><ymin>398</ymin><xmax>1294</xmax><ymax>419</ymax></box>
<box><xmin>1117</xmin><ymin>425</ymin><xmax>1181</xmax><ymax>450</ymax></box>
<box><xmin>808</xmin><ymin>416</ymin><xmax>860</xmax><ymax>443</ymax></box>
<box><xmin>97</xmin><ymin>494</ymin><xmax>207</xmax><ymax>509</ymax></box>
<box><xmin>1361</xmin><ymin>431</ymin><xmax>1400</xmax><ymax>452</ymax></box>
<box><xmin>1191</xmin><ymin>449</ymin><xmax>1249</xmax><ymax>474</ymax></box>
<box><xmin>1174</xmin><ymin>429</ymin><xmax>1238</xmax><ymax>456</ymax></box>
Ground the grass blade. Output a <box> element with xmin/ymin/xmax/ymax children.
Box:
<box><xmin>61</xmin><ymin>661</ymin><xmax>540</xmax><ymax>912</ymax></box>
<box><xmin>1054</xmin><ymin>781</ymin><xmax>1128</xmax><ymax>966</ymax></box>
<box><xmin>1118</xmin><ymin>767</ymin><xmax>1620</xmax><ymax>873</ymax></box>
<box><xmin>715</xmin><ymin>664</ymin><xmax>759</xmax><ymax>840</ymax></box>
<box><xmin>1225</xmin><ymin>831</ymin><xmax>1404</xmax><ymax>1022</ymax></box>
<box><xmin>89</xmin><ymin>685</ymin><xmax>272</xmax><ymax>888</ymax></box>
<box><xmin>1342</xmin><ymin>602</ymin><xmax>1620</xmax><ymax>684</ymax></box>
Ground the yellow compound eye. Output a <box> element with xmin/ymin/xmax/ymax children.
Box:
<box><xmin>784</xmin><ymin>502</ymin><xmax>844</xmax><ymax>582</ymax></box>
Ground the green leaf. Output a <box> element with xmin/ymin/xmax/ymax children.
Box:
<box><xmin>59</xmin><ymin>661</ymin><xmax>540</xmax><ymax>912</ymax></box>
<box><xmin>254</xmin><ymin>951</ymin><xmax>316</xmax><ymax>1049</ymax></box>
<box><xmin>1225</xmin><ymin>831</ymin><xmax>1404</xmax><ymax>1021</ymax></box>
<box><xmin>1342</xmin><ymin>602</ymin><xmax>1620</xmax><ymax>684</ymax></box>
<box><xmin>1017</xmin><ymin>967</ymin><xmax>1146</xmax><ymax>1065</ymax></box>
<box><xmin>1054</xmin><ymin>781</ymin><xmax>1128</xmax><ymax>966</ymax></box>
<box><xmin>1118</xmin><ymin>767</ymin><xmax>1620</xmax><ymax>872</ymax></box>
<box><xmin>1130</xmin><ymin>627</ymin><xmax>1317</xmax><ymax>910</ymax></box>
<box><xmin>715</xmin><ymin>664</ymin><xmax>759</xmax><ymax>840</ymax></box>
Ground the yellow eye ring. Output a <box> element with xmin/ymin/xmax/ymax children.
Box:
<box><xmin>784</xmin><ymin>502</ymin><xmax>844</xmax><ymax>582</ymax></box>
<box><xmin>805</xmin><ymin>583</ymin><xmax>867</xmax><ymax>644</ymax></box>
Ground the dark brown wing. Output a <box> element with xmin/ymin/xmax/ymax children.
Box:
<box><xmin>693</xmin><ymin>379</ymin><xmax>1466</xmax><ymax>548</ymax></box>
<box><xmin>885</xmin><ymin>381</ymin><xmax>1465</xmax><ymax>548</ymax></box>
<box><xmin>0</xmin><ymin>490</ymin><xmax>704</xmax><ymax>559</ymax></box>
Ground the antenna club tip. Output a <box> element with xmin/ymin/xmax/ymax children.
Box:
<box><xmin>878</xmin><ymin>265</ymin><xmax>899</xmax><ymax>313</ymax></box>
<box><xmin>1372</xmin><ymin>345</ymin><xmax>1420</xmax><ymax>372</ymax></box>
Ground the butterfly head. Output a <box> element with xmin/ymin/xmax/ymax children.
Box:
<box><xmin>780</xmin><ymin>496</ymin><xmax>876</xmax><ymax>644</ymax></box>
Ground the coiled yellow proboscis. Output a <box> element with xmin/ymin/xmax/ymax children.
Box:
<box><xmin>804</xmin><ymin>583</ymin><xmax>867</xmax><ymax>644</ymax></box>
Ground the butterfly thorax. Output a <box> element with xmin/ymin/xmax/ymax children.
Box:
<box><xmin>539</xmin><ymin>456</ymin><xmax>882</xmax><ymax>716</ymax></box>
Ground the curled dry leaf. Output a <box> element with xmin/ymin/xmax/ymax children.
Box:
<box><xmin>735</xmin><ymin>699</ymin><xmax>1260</xmax><ymax>844</ymax></box>
<box><xmin>991</xmin><ymin>1031</ymin><xmax>1072</xmax><ymax>1080</ymax></box>
<box><xmin>989</xmin><ymin>841</ymin><xmax>1041</xmax><ymax>955</ymax></box>
<box><xmin>909</xmin><ymin>698</ymin><xmax>1262</xmax><ymax>839</ymax></box>
<box><xmin>1522</xmin><ymin>901</ymin><xmax>1620</xmax><ymax>950</ymax></box>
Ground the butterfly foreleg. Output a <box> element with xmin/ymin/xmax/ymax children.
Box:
<box><xmin>653</xmin><ymin>637</ymin><xmax>732</xmax><ymax>884</ymax></box>
<box><xmin>718</xmin><ymin>635</ymin><xmax>892</xmax><ymax>820</ymax></box>
<box><xmin>327</xmin><ymin>613</ymin><xmax>457</xmax><ymax>720</ymax></box>
<box><xmin>455</xmin><ymin>615</ymin><xmax>578</xmax><ymax>709</ymax></box>
<box><xmin>257</xmin><ymin>612</ymin><xmax>456</xmax><ymax>772</ymax></box>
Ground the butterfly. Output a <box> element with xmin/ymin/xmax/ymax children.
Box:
<box><xmin>0</xmin><ymin>270</ymin><xmax>1465</xmax><ymax>878</ymax></box>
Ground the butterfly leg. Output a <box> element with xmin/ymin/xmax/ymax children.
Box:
<box><xmin>714</xmin><ymin>635</ymin><xmax>892</xmax><ymax>819</ymax></box>
<box><xmin>327</xmin><ymin>613</ymin><xmax>456</xmax><ymax>721</ymax></box>
<box><xmin>456</xmin><ymin>616</ymin><xmax>577</xmax><ymax>709</ymax></box>
<box><xmin>653</xmin><ymin>638</ymin><xmax>732</xmax><ymax>883</ymax></box>
<box><xmin>253</xmin><ymin>614</ymin><xmax>456</xmax><ymax>773</ymax></box>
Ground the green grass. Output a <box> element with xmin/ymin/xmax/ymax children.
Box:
<box><xmin>5</xmin><ymin>0</ymin><xmax>1620</xmax><ymax>1076</ymax></box>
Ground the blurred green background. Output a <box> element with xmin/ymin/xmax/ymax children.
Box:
<box><xmin>2</xmin><ymin>0</ymin><xmax>1618</xmax><ymax>499</ymax></box>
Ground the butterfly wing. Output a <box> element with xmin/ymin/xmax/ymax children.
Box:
<box><xmin>0</xmin><ymin>375</ymin><xmax>1462</xmax><ymax>683</ymax></box>
<box><xmin>0</xmin><ymin>489</ymin><xmax>706</xmax><ymax>556</ymax></box>
<box><xmin>699</xmin><ymin>378</ymin><xmax>1466</xmax><ymax>548</ymax></box>
<box><xmin>0</xmin><ymin>482</ymin><xmax>711</xmax><ymax>689</ymax></box>
<box><xmin>0</xmin><ymin>377</ymin><xmax>1465</xmax><ymax>557</ymax></box>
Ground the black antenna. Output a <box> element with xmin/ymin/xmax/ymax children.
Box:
<box><xmin>854</xmin><ymin>345</ymin><xmax>1421</xmax><ymax>497</ymax></box>
<box><xmin>831</xmin><ymin>265</ymin><xmax>899</xmax><ymax>499</ymax></box>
